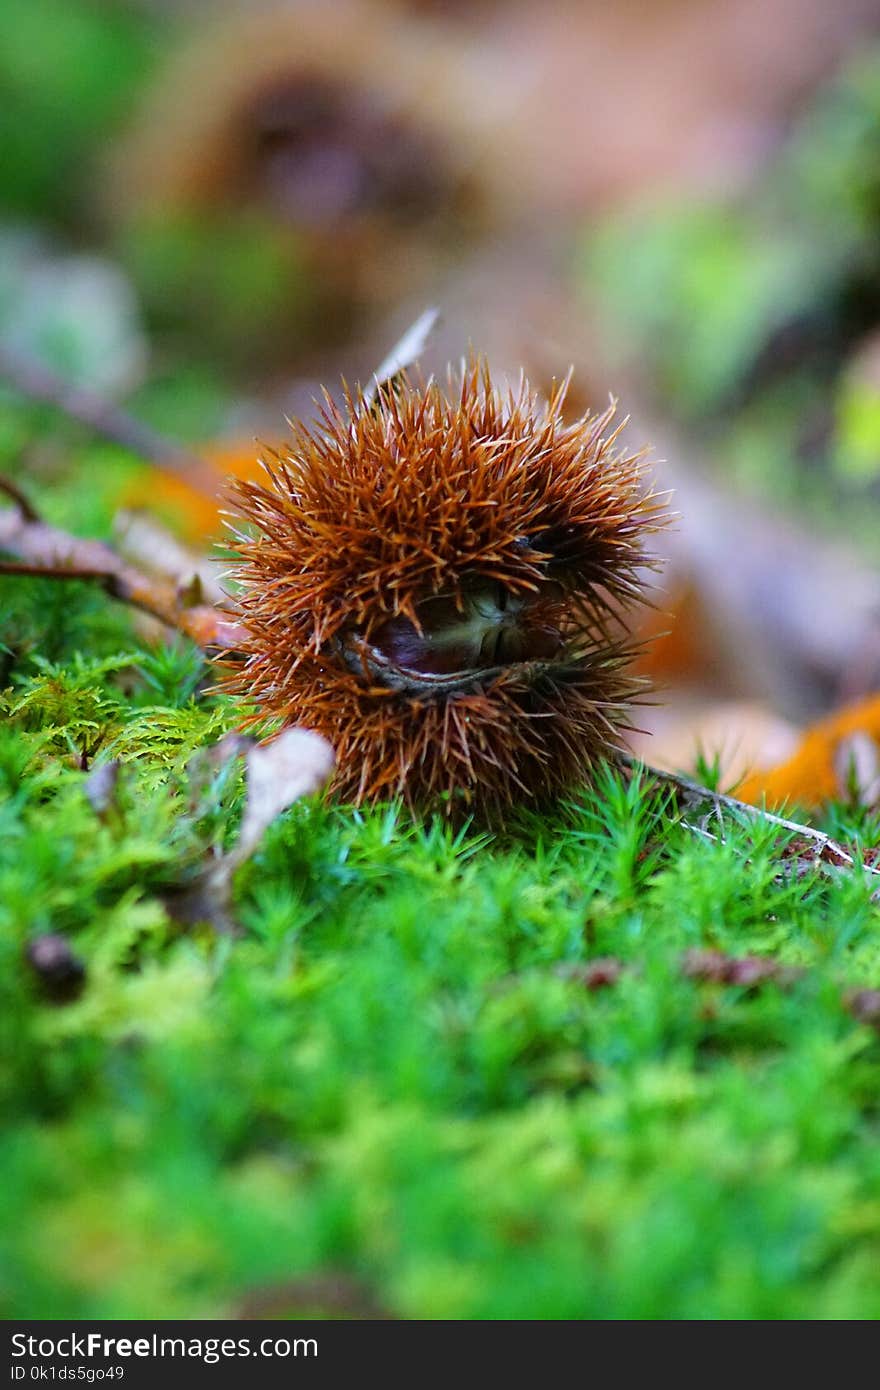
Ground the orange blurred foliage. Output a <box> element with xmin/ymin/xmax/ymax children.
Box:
<box><xmin>123</xmin><ymin>445</ymin><xmax>268</xmax><ymax>544</ymax></box>
<box><xmin>736</xmin><ymin>693</ymin><xmax>880</xmax><ymax>810</ymax></box>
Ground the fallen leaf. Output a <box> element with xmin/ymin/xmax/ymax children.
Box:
<box><xmin>630</xmin><ymin>698</ymin><xmax>800</xmax><ymax>789</ymax></box>
<box><xmin>84</xmin><ymin>760</ymin><xmax>121</xmax><ymax>820</ymax></box>
<box><xmin>121</xmin><ymin>444</ymin><xmax>269</xmax><ymax>545</ymax></box>
<box><xmin>736</xmin><ymin>692</ymin><xmax>880</xmax><ymax>810</ymax></box>
<box><xmin>236</xmin><ymin>729</ymin><xmax>336</xmax><ymax>862</ymax></box>
<box><xmin>833</xmin><ymin>730</ymin><xmax>880</xmax><ymax>807</ymax></box>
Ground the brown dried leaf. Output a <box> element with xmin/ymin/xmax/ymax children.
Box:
<box><xmin>164</xmin><ymin>729</ymin><xmax>335</xmax><ymax>935</ymax></box>
<box><xmin>554</xmin><ymin>958</ymin><xmax>624</xmax><ymax>990</ymax></box>
<box><xmin>235</xmin><ymin>728</ymin><xmax>336</xmax><ymax>862</ymax></box>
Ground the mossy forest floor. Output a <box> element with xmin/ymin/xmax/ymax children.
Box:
<box><xmin>3</xmin><ymin>452</ymin><xmax>880</xmax><ymax>1321</ymax></box>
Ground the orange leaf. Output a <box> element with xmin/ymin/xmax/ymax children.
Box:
<box><xmin>736</xmin><ymin>692</ymin><xmax>880</xmax><ymax>810</ymax></box>
<box><xmin>123</xmin><ymin>444</ymin><xmax>269</xmax><ymax>545</ymax></box>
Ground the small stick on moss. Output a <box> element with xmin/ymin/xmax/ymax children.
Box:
<box><xmin>0</xmin><ymin>483</ymin><xmax>245</xmax><ymax>649</ymax></box>
<box><xmin>616</xmin><ymin>751</ymin><xmax>880</xmax><ymax>896</ymax></box>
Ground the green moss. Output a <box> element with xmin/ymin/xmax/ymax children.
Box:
<box><xmin>2</xmin><ymin>558</ymin><xmax>880</xmax><ymax>1318</ymax></box>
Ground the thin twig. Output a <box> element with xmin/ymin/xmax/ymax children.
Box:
<box><xmin>0</xmin><ymin>473</ymin><xmax>40</xmax><ymax>523</ymax></box>
<box><xmin>617</xmin><ymin>751</ymin><xmax>880</xmax><ymax>896</ymax></box>
<box><xmin>0</xmin><ymin>342</ymin><xmax>220</xmax><ymax>496</ymax></box>
<box><xmin>0</xmin><ymin>495</ymin><xmax>245</xmax><ymax>650</ymax></box>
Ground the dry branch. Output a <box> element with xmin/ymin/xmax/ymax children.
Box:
<box><xmin>0</xmin><ymin>480</ymin><xmax>245</xmax><ymax>649</ymax></box>
<box><xmin>618</xmin><ymin>751</ymin><xmax>880</xmax><ymax>897</ymax></box>
<box><xmin>0</xmin><ymin>342</ymin><xmax>220</xmax><ymax>497</ymax></box>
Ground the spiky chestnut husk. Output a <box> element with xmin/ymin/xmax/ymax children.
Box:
<box><xmin>224</xmin><ymin>359</ymin><xmax>665</xmax><ymax>820</ymax></box>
